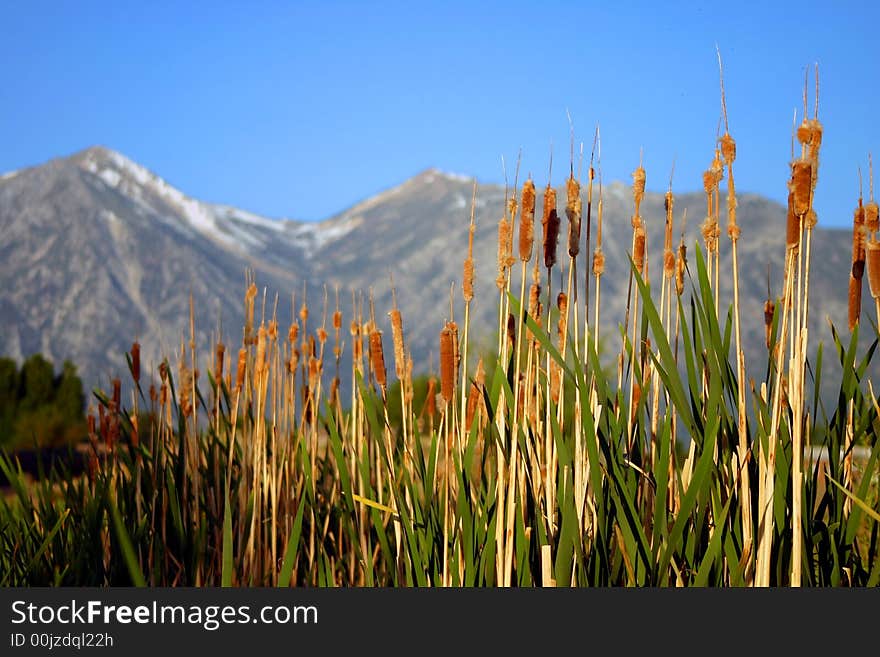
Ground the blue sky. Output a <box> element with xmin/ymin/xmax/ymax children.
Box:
<box><xmin>1</xmin><ymin>1</ymin><xmax>878</xmax><ymax>227</ymax></box>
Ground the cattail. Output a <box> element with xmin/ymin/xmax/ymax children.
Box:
<box><xmin>764</xmin><ymin>299</ymin><xmax>775</xmax><ymax>348</ymax></box>
<box><xmin>299</xmin><ymin>299</ymin><xmax>309</xmax><ymax>325</ymax></box>
<box><xmin>867</xmin><ymin>239</ymin><xmax>880</xmax><ymax>299</ymax></box>
<box><xmin>235</xmin><ymin>347</ymin><xmax>246</xmax><ymax>391</ymax></box>
<box><xmin>850</xmin><ymin>201</ymin><xmax>865</xmax><ymax>331</ymax></box>
<box><xmin>439</xmin><ymin>327</ymin><xmax>455</xmax><ymax>404</ymax></box>
<box><xmin>111</xmin><ymin>378</ymin><xmax>121</xmax><ymax>412</ymax></box>
<box><xmin>130</xmin><ymin>342</ymin><xmax>141</xmax><ymax>383</ymax></box>
<box><xmin>505</xmin><ymin>196</ymin><xmax>517</xmax><ymax>269</ymax></box>
<box><xmin>496</xmin><ymin>216</ymin><xmax>511</xmax><ymax>290</ymax></box>
<box><xmin>791</xmin><ymin>159</ymin><xmax>813</xmax><ymax>216</ymax></box>
<box><xmin>149</xmin><ymin>384</ymin><xmax>157</xmax><ymax>406</ymax></box>
<box><xmin>369</xmin><ymin>330</ymin><xmax>386</xmax><ymax>390</ymax></box>
<box><xmin>390</xmin><ymin>308</ymin><xmax>405</xmax><ymax>380</ymax></box>
<box><xmin>634</xmin><ymin>225</ymin><xmax>646</xmax><ymax>276</ymax></box>
<box><xmin>333</xmin><ymin>310</ymin><xmax>342</xmax><ymax>332</ymax></box>
<box><xmin>288</xmin><ymin>321</ymin><xmax>299</xmax><ymax>344</ymax></box>
<box><xmin>268</xmin><ymin>319</ymin><xmax>278</xmax><ymax>342</ymax></box>
<box><xmin>423</xmin><ymin>376</ymin><xmax>437</xmax><ymax>419</ymax></box>
<box><xmin>542</xmin><ymin>186</ymin><xmax>559</xmax><ymax>270</ymax></box>
<box><xmin>465</xmin><ymin>359</ymin><xmax>486</xmax><ymax>430</ymax></box>
<box><xmin>632</xmin><ymin>165</ymin><xmax>646</xmax><ymax>214</ymax></box>
<box><xmin>316</xmin><ymin>327</ymin><xmax>327</xmax><ymax>344</ymax></box>
<box><xmin>178</xmin><ymin>365</ymin><xmax>192</xmax><ymax>418</ymax></box>
<box><xmin>329</xmin><ymin>376</ymin><xmax>340</xmax><ymax>407</ymax></box>
<box><xmin>446</xmin><ymin>320</ymin><xmax>460</xmax><ymax>384</ymax></box>
<box><xmin>866</xmin><ymin>201</ymin><xmax>879</xmax><ymax>235</ymax></box>
<box><xmin>287</xmin><ymin>348</ymin><xmax>299</xmax><ymax>374</ymax></box>
<box><xmin>255</xmin><ymin>325</ymin><xmax>267</xmax><ymax>377</ymax></box>
<box><xmin>404</xmin><ymin>351</ymin><xmax>414</xmax><ymax>404</ymax></box>
<box><xmin>463</xmin><ymin>258</ymin><xmax>474</xmax><ymax>302</ymax></box>
<box><xmin>566</xmin><ymin>176</ymin><xmax>582</xmax><ymax>257</ymax></box>
<box><xmin>853</xmin><ymin>204</ymin><xmax>866</xmax><ymax>279</ymax></box>
<box><xmin>528</xmin><ymin>280</ymin><xmax>541</xmax><ymax>320</ymax></box>
<box><xmin>848</xmin><ymin>277</ymin><xmax>861</xmax><ymax>332</ymax></box>
<box><xmin>675</xmin><ymin>243</ymin><xmax>687</xmax><ymax>296</ymax></box>
<box><xmin>786</xmin><ymin>190</ymin><xmax>800</xmax><ymax>249</ymax></box>
<box><xmin>506</xmin><ymin>313</ymin><xmax>516</xmax><ymax>350</ymax></box>
<box><xmin>519</xmin><ymin>178</ymin><xmax>536</xmax><ymax>262</ymax></box>
<box><xmin>245</xmin><ymin>282</ymin><xmax>258</xmax><ymax>344</ymax></box>
<box><xmin>593</xmin><ymin>248</ymin><xmax>606</xmax><ymax>277</ymax></box>
<box><xmin>720</xmin><ymin>133</ymin><xmax>736</xmax><ymax>165</ymax></box>
<box><xmin>308</xmin><ymin>356</ymin><xmax>321</xmax><ymax>389</ymax></box>
<box><xmin>214</xmin><ymin>341</ymin><xmax>225</xmax><ymax>381</ymax></box>
<box><xmin>556</xmin><ymin>292</ymin><xmax>568</xmax><ymax>342</ymax></box>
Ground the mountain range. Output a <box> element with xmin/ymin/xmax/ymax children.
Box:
<box><xmin>0</xmin><ymin>146</ymin><xmax>862</xmax><ymax>404</ymax></box>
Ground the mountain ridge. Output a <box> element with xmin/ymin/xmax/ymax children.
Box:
<box><xmin>0</xmin><ymin>146</ymin><xmax>862</xmax><ymax>405</ymax></box>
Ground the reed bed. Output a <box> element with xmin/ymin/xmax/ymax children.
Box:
<box><xmin>2</xmin><ymin>65</ymin><xmax>879</xmax><ymax>588</ymax></box>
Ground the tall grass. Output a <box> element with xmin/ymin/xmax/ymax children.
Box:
<box><xmin>1</xmin><ymin>66</ymin><xmax>878</xmax><ymax>587</ymax></box>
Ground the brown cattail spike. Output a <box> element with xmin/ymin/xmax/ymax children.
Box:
<box><xmin>865</xmin><ymin>201</ymin><xmax>879</xmax><ymax>235</ymax></box>
<box><xmin>566</xmin><ymin>175</ymin><xmax>582</xmax><ymax>257</ymax></box>
<box><xmin>390</xmin><ymin>308</ymin><xmax>405</xmax><ymax>381</ymax></box>
<box><xmin>235</xmin><ymin>348</ymin><xmax>246</xmax><ymax>391</ymax></box>
<box><xmin>439</xmin><ymin>327</ymin><xmax>455</xmax><ymax>405</ymax></box>
<box><xmin>848</xmin><ymin>277</ymin><xmax>862</xmax><ymax>332</ymax></box>
<box><xmin>496</xmin><ymin>215</ymin><xmax>511</xmax><ymax>290</ymax></box>
<box><xmin>593</xmin><ymin>248</ymin><xmax>605</xmax><ymax>277</ymax></box>
<box><xmin>542</xmin><ymin>185</ymin><xmax>559</xmax><ymax>270</ymax></box>
<box><xmin>215</xmin><ymin>341</ymin><xmax>225</xmax><ymax>381</ymax></box>
<box><xmin>867</xmin><ymin>239</ymin><xmax>880</xmax><ymax>299</ymax></box>
<box><xmin>369</xmin><ymin>330</ymin><xmax>387</xmax><ymax>390</ymax></box>
<box><xmin>634</xmin><ymin>226</ymin><xmax>647</xmax><ymax>275</ymax></box>
<box><xmin>791</xmin><ymin>159</ymin><xmax>813</xmax><ymax>216</ymax></box>
<box><xmin>786</xmin><ymin>190</ymin><xmax>800</xmax><ymax>249</ymax></box>
<box><xmin>519</xmin><ymin>178</ymin><xmax>536</xmax><ymax>262</ymax></box>
<box><xmin>764</xmin><ymin>299</ymin><xmax>775</xmax><ymax>348</ymax></box>
<box><xmin>130</xmin><ymin>342</ymin><xmax>141</xmax><ymax>383</ymax></box>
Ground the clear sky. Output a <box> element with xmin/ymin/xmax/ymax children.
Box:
<box><xmin>1</xmin><ymin>1</ymin><xmax>878</xmax><ymax>227</ymax></box>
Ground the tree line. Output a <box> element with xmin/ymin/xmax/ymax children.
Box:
<box><xmin>0</xmin><ymin>354</ymin><xmax>85</xmax><ymax>448</ymax></box>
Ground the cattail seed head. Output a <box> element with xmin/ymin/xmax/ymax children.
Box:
<box><xmin>333</xmin><ymin>310</ymin><xmax>342</xmax><ymax>331</ymax></box>
<box><xmin>268</xmin><ymin>319</ymin><xmax>278</xmax><ymax>341</ymax></box>
<box><xmin>791</xmin><ymin>159</ymin><xmax>813</xmax><ymax>216</ymax></box>
<box><xmin>634</xmin><ymin>226</ymin><xmax>647</xmax><ymax>275</ymax></box>
<box><xmin>556</xmin><ymin>292</ymin><xmax>568</xmax><ymax>342</ymax></box>
<box><xmin>866</xmin><ymin>201</ymin><xmax>880</xmax><ymax>234</ymax></box>
<box><xmin>439</xmin><ymin>327</ymin><xmax>455</xmax><ymax>405</ymax></box>
<box><xmin>299</xmin><ymin>301</ymin><xmax>309</xmax><ymax>325</ymax></box>
<box><xmin>130</xmin><ymin>342</ymin><xmax>140</xmax><ymax>383</ymax></box>
<box><xmin>720</xmin><ymin>133</ymin><xmax>736</xmax><ymax>165</ymax></box>
<box><xmin>848</xmin><ymin>276</ymin><xmax>862</xmax><ymax>332</ymax></box>
<box><xmin>853</xmin><ymin>205</ymin><xmax>866</xmax><ymax>279</ymax></box>
<box><xmin>317</xmin><ymin>327</ymin><xmax>328</xmax><ymax>344</ymax></box>
<box><xmin>566</xmin><ymin>176</ymin><xmax>582</xmax><ymax>257</ymax></box>
<box><xmin>593</xmin><ymin>248</ymin><xmax>605</xmax><ymax>277</ymax></box>
<box><xmin>675</xmin><ymin>244</ymin><xmax>687</xmax><ymax>296</ymax></box>
<box><xmin>506</xmin><ymin>313</ymin><xmax>516</xmax><ymax>350</ymax></box>
<box><xmin>764</xmin><ymin>299</ymin><xmax>775</xmax><ymax>348</ymax></box>
<box><xmin>255</xmin><ymin>325</ymin><xmax>268</xmax><ymax>376</ymax></box>
<box><xmin>663</xmin><ymin>250</ymin><xmax>675</xmax><ymax>278</ymax></box>
<box><xmin>463</xmin><ymin>258</ymin><xmax>475</xmax><ymax>302</ymax></box>
<box><xmin>112</xmin><ymin>378</ymin><xmax>121</xmax><ymax>410</ymax></box>
<box><xmin>369</xmin><ymin>330</ymin><xmax>386</xmax><ymax>390</ymax></box>
<box><xmin>288</xmin><ymin>322</ymin><xmax>299</xmax><ymax>344</ymax></box>
<box><xmin>542</xmin><ymin>186</ymin><xmax>560</xmax><ymax>270</ymax></box>
<box><xmin>390</xmin><ymin>308</ymin><xmax>405</xmax><ymax>380</ymax></box>
<box><xmin>632</xmin><ymin>166</ymin><xmax>646</xmax><ymax>211</ymax></box>
<box><xmin>330</xmin><ymin>376</ymin><xmax>340</xmax><ymax>406</ymax></box>
<box><xmin>497</xmin><ymin>216</ymin><xmax>511</xmax><ymax>289</ymax></box>
<box><xmin>308</xmin><ymin>356</ymin><xmax>321</xmax><ymax>389</ymax></box>
<box><xmin>425</xmin><ymin>377</ymin><xmax>437</xmax><ymax>418</ymax></box>
<box><xmin>519</xmin><ymin>178</ymin><xmax>536</xmax><ymax>262</ymax></box>
<box><xmin>867</xmin><ymin>239</ymin><xmax>880</xmax><ymax>299</ymax></box>
<box><xmin>215</xmin><ymin>341</ymin><xmax>225</xmax><ymax>381</ymax></box>
<box><xmin>235</xmin><ymin>347</ymin><xmax>246</xmax><ymax>391</ymax></box>
<box><xmin>786</xmin><ymin>191</ymin><xmax>800</xmax><ymax>249</ymax></box>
